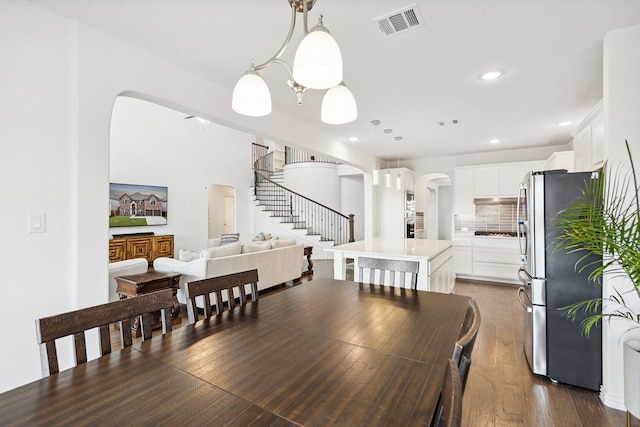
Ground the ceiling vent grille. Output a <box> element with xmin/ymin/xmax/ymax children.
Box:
<box><xmin>373</xmin><ymin>4</ymin><xmax>424</xmax><ymax>38</ymax></box>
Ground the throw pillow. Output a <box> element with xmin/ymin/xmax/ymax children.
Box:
<box><xmin>271</xmin><ymin>239</ymin><xmax>297</xmax><ymax>249</ymax></box>
<box><xmin>178</xmin><ymin>249</ymin><xmax>201</xmax><ymax>262</ymax></box>
<box><xmin>242</xmin><ymin>241</ymin><xmax>272</xmax><ymax>254</ymax></box>
<box><xmin>201</xmin><ymin>241</ymin><xmax>242</xmax><ymax>258</ymax></box>
<box><xmin>220</xmin><ymin>233</ymin><xmax>240</xmax><ymax>245</ymax></box>
<box><xmin>252</xmin><ymin>232</ymin><xmax>265</xmax><ymax>241</ymax></box>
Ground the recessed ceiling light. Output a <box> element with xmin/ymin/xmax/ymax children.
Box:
<box><xmin>480</xmin><ymin>70</ymin><xmax>503</xmax><ymax>81</ymax></box>
<box><xmin>349</xmin><ymin>137</ymin><xmax>359</xmax><ymax>142</ymax></box>
<box><xmin>489</xmin><ymin>138</ymin><xmax>500</xmax><ymax>144</ymax></box>
<box><xmin>557</xmin><ymin>121</ymin><xmax>573</xmax><ymax>127</ymax></box>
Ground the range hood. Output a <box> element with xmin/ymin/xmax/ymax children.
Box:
<box><xmin>473</xmin><ymin>197</ymin><xmax>519</xmax><ymax>205</ymax></box>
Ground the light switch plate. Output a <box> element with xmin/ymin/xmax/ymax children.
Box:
<box><xmin>28</xmin><ymin>213</ymin><xmax>46</xmax><ymax>233</ymax></box>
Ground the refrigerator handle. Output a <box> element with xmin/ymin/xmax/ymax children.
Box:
<box><xmin>518</xmin><ymin>267</ymin><xmax>532</xmax><ymax>286</ymax></box>
<box><xmin>517</xmin><ymin>183</ymin><xmax>527</xmax><ymax>261</ymax></box>
<box><xmin>517</xmin><ymin>286</ymin><xmax>532</xmax><ymax>312</ymax></box>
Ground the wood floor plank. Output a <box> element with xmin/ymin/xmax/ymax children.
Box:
<box><xmin>116</xmin><ymin>261</ymin><xmax>638</xmax><ymax>427</ymax></box>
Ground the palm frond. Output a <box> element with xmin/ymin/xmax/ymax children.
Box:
<box><xmin>552</xmin><ymin>140</ymin><xmax>640</xmax><ymax>336</ymax></box>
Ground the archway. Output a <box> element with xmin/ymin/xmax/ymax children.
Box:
<box><xmin>414</xmin><ymin>173</ymin><xmax>452</xmax><ymax>240</ymax></box>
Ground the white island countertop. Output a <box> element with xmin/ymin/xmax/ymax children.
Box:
<box><xmin>326</xmin><ymin>237</ymin><xmax>453</xmax><ymax>260</ymax></box>
<box><xmin>326</xmin><ymin>238</ymin><xmax>455</xmax><ymax>292</ymax></box>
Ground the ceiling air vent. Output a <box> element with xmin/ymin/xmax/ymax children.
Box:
<box><xmin>373</xmin><ymin>4</ymin><xmax>424</xmax><ymax>38</ymax></box>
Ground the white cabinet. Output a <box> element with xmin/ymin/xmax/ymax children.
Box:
<box><xmin>471</xmin><ymin>237</ymin><xmax>521</xmax><ymax>283</ymax></box>
<box><xmin>545</xmin><ymin>151</ymin><xmax>574</xmax><ymax>172</ymax></box>
<box><xmin>453</xmin><ymin>169</ymin><xmax>474</xmax><ymax>213</ymax></box>
<box><xmin>453</xmin><ymin>161</ymin><xmax>544</xmax><ymax>214</ymax></box>
<box><xmin>499</xmin><ymin>164</ymin><xmax>527</xmax><ymax>196</ymax></box>
<box><xmin>473</xmin><ymin>167</ymin><xmax>499</xmax><ymax>197</ymax></box>
<box><xmin>453</xmin><ymin>238</ymin><xmax>473</xmax><ymax>276</ymax></box>
<box><xmin>572</xmin><ymin>100</ymin><xmax>604</xmax><ymax>172</ymax></box>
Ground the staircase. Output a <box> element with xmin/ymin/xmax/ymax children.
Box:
<box><xmin>253</xmin><ymin>172</ymin><xmax>326</xmax><ymax>243</ymax></box>
<box><xmin>251</xmin><ymin>145</ymin><xmax>354</xmax><ymax>247</ymax></box>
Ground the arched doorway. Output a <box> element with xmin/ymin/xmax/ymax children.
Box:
<box><xmin>415</xmin><ymin>173</ymin><xmax>452</xmax><ymax>240</ymax></box>
<box><xmin>208</xmin><ymin>185</ymin><xmax>235</xmax><ymax>238</ymax></box>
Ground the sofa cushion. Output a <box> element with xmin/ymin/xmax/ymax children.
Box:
<box><xmin>207</xmin><ymin>238</ymin><xmax>221</xmax><ymax>247</ymax></box>
<box><xmin>201</xmin><ymin>241</ymin><xmax>242</xmax><ymax>258</ymax></box>
<box><xmin>242</xmin><ymin>241</ymin><xmax>272</xmax><ymax>253</ymax></box>
<box><xmin>178</xmin><ymin>249</ymin><xmax>201</xmax><ymax>262</ymax></box>
<box><xmin>271</xmin><ymin>239</ymin><xmax>297</xmax><ymax>249</ymax></box>
<box><xmin>220</xmin><ymin>233</ymin><xmax>240</xmax><ymax>245</ymax></box>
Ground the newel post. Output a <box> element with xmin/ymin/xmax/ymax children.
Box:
<box><xmin>348</xmin><ymin>214</ymin><xmax>355</xmax><ymax>242</ymax></box>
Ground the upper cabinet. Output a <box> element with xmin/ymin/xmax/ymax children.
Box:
<box><xmin>572</xmin><ymin>100</ymin><xmax>604</xmax><ymax>172</ymax></box>
<box><xmin>453</xmin><ymin>160</ymin><xmax>544</xmax><ymax>214</ymax></box>
<box><xmin>545</xmin><ymin>151</ymin><xmax>574</xmax><ymax>172</ymax></box>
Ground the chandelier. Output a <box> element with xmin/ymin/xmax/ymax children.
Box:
<box><xmin>231</xmin><ymin>0</ymin><xmax>357</xmax><ymax>125</ymax></box>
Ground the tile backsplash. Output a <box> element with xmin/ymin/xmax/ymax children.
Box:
<box><xmin>454</xmin><ymin>198</ymin><xmax>524</xmax><ymax>234</ymax></box>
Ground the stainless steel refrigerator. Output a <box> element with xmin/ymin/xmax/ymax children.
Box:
<box><xmin>516</xmin><ymin>169</ymin><xmax>602</xmax><ymax>391</ymax></box>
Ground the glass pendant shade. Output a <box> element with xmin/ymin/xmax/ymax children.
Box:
<box><xmin>372</xmin><ymin>164</ymin><xmax>380</xmax><ymax>186</ymax></box>
<box><xmin>293</xmin><ymin>27</ymin><xmax>343</xmax><ymax>89</ymax></box>
<box><xmin>385</xmin><ymin>170</ymin><xmax>392</xmax><ymax>188</ymax></box>
<box><xmin>232</xmin><ymin>70</ymin><xmax>272</xmax><ymax>116</ymax></box>
<box><xmin>321</xmin><ymin>83</ymin><xmax>357</xmax><ymax>124</ymax></box>
<box><xmin>396</xmin><ymin>172</ymin><xmax>402</xmax><ymax>190</ymax></box>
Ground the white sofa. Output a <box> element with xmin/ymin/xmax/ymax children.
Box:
<box><xmin>108</xmin><ymin>258</ymin><xmax>149</xmax><ymax>302</ymax></box>
<box><xmin>153</xmin><ymin>241</ymin><xmax>304</xmax><ymax>306</ymax></box>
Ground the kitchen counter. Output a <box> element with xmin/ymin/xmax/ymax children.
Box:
<box><xmin>326</xmin><ymin>238</ymin><xmax>454</xmax><ymax>293</ymax></box>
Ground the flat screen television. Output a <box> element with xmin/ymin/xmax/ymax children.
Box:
<box><xmin>109</xmin><ymin>183</ymin><xmax>167</xmax><ymax>227</ymax></box>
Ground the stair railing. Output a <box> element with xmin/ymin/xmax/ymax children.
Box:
<box><xmin>253</xmin><ymin>152</ymin><xmax>354</xmax><ymax>245</ymax></box>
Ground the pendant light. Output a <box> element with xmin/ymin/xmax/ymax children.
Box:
<box><xmin>292</xmin><ymin>14</ymin><xmax>343</xmax><ymax>90</ymax></box>
<box><xmin>371</xmin><ymin>120</ymin><xmax>380</xmax><ymax>186</ymax></box>
<box><xmin>396</xmin><ymin>154</ymin><xmax>402</xmax><ymax>190</ymax></box>
<box><xmin>231</xmin><ymin>0</ymin><xmax>356</xmax><ymax>124</ymax></box>
<box><xmin>385</xmin><ymin>157</ymin><xmax>392</xmax><ymax>188</ymax></box>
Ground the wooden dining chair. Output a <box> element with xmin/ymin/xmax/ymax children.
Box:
<box><xmin>431</xmin><ymin>359</ymin><xmax>464</xmax><ymax>427</ymax></box>
<box><xmin>184</xmin><ymin>269</ymin><xmax>259</xmax><ymax>324</ymax></box>
<box><xmin>451</xmin><ymin>299</ymin><xmax>481</xmax><ymax>391</ymax></box>
<box><xmin>357</xmin><ymin>256</ymin><xmax>420</xmax><ymax>289</ymax></box>
<box><xmin>35</xmin><ymin>289</ymin><xmax>174</xmax><ymax>376</ymax></box>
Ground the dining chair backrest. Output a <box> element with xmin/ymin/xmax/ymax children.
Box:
<box><xmin>357</xmin><ymin>256</ymin><xmax>420</xmax><ymax>289</ymax></box>
<box><xmin>451</xmin><ymin>299</ymin><xmax>480</xmax><ymax>391</ymax></box>
<box><xmin>431</xmin><ymin>359</ymin><xmax>463</xmax><ymax>427</ymax></box>
<box><xmin>35</xmin><ymin>289</ymin><xmax>174</xmax><ymax>376</ymax></box>
<box><xmin>185</xmin><ymin>269</ymin><xmax>259</xmax><ymax>324</ymax></box>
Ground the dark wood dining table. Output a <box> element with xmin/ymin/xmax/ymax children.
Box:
<box><xmin>0</xmin><ymin>278</ymin><xmax>470</xmax><ymax>426</ymax></box>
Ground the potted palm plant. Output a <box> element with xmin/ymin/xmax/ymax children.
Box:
<box><xmin>552</xmin><ymin>140</ymin><xmax>640</xmax><ymax>420</ymax></box>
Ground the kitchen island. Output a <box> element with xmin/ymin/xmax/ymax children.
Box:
<box><xmin>326</xmin><ymin>238</ymin><xmax>454</xmax><ymax>293</ymax></box>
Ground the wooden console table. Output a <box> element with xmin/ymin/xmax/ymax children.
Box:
<box><xmin>109</xmin><ymin>234</ymin><xmax>174</xmax><ymax>263</ymax></box>
<box><xmin>115</xmin><ymin>271</ymin><xmax>181</xmax><ymax>336</ymax></box>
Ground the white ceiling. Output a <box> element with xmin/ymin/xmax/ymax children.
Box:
<box><xmin>31</xmin><ymin>0</ymin><xmax>640</xmax><ymax>161</ymax></box>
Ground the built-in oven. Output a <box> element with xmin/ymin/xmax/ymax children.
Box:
<box><xmin>405</xmin><ymin>214</ymin><xmax>415</xmax><ymax>238</ymax></box>
<box><xmin>405</xmin><ymin>191</ymin><xmax>415</xmax><ymax>238</ymax></box>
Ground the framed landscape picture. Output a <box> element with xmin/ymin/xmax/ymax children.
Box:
<box><xmin>109</xmin><ymin>183</ymin><xmax>168</xmax><ymax>227</ymax></box>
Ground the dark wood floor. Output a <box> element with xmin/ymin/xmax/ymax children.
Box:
<box><xmin>124</xmin><ymin>259</ymin><xmax>635</xmax><ymax>426</ymax></box>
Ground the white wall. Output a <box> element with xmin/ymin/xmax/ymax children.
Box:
<box><xmin>110</xmin><ymin>97</ymin><xmax>254</xmax><ymax>253</ymax></box>
<box><xmin>0</xmin><ymin>2</ymin><xmax>78</xmax><ymax>392</ymax></box>
<box><xmin>437</xmin><ymin>185</ymin><xmax>453</xmax><ymax>240</ymax></box>
<box><xmin>340</xmin><ymin>174</ymin><xmax>365</xmax><ymax>241</ymax></box>
<box><xmin>0</xmin><ymin>1</ymin><xmax>380</xmax><ymax>393</ymax></box>
<box><xmin>284</xmin><ymin>162</ymin><xmax>341</xmax><ymax>211</ymax></box>
<box><xmin>600</xmin><ymin>23</ymin><xmax>640</xmax><ymax>410</ymax></box>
